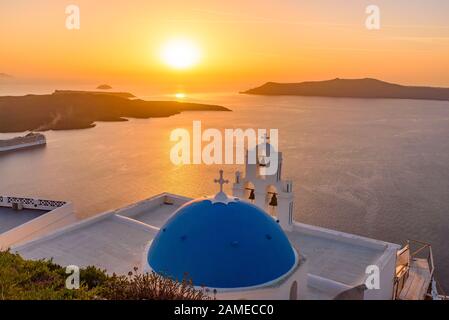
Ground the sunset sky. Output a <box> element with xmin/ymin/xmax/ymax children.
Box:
<box><xmin>1</xmin><ymin>0</ymin><xmax>448</xmax><ymax>92</ymax></box>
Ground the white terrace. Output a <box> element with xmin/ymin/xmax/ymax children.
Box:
<box><xmin>13</xmin><ymin>193</ymin><xmax>399</xmax><ymax>299</ymax></box>
<box><xmin>0</xmin><ymin>196</ymin><xmax>75</xmax><ymax>250</ymax></box>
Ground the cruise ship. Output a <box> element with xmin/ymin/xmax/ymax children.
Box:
<box><xmin>0</xmin><ymin>141</ymin><xmax>447</xmax><ymax>300</ymax></box>
<box><xmin>0</xmin><ymin>133</ymin><xmax>46</xmax><ymax>153</ymax></box>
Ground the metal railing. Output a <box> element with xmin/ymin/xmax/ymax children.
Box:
<box><xmin>394</xmin><ymin>240</ymin><xmax>448</xmax><ymax>300</ymax></box>
<box><xmin>408</xmin><ymin>239</ymin><xmax>434</xmax><ymax>276</ymax></box>
<box><xmin>407</xmin><ymin>240</ymin><xmax>448</xmax><ymax>300</ymax></box>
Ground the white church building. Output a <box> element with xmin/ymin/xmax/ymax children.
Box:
<box><xmin>0</xmin><ymin>142</ymin><xmax>439</xmax><ymax>300</ymax></box>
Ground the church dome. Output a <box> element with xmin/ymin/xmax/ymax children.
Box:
<box><xmin>147</xmin><ymin>197</ymin><xmax>296</xmax><ymax>289</ymax></box>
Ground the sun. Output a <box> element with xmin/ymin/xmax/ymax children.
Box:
<box><xmin>160</xmin><ymin>38</ymin><xmax>201</xmax><ymax>70</ymax></box>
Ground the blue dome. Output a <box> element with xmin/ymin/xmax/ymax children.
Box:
<box><xmin>147</xmin><ymin>198</ymin><xmax>296</xmax><ymax>289</ymax></box>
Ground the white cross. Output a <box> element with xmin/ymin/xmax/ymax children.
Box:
<box><xmin>214</xmin><ymin>170</ymin><xmax>229</xmax><ymax>193</ymax></box>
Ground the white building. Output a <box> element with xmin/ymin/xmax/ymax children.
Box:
<box><xmin>1</xmin><ymin>142</ymin><xmax>441</xmax><ymax>300</ymax></box>
<box><xmin>0</xmin><ymin>196</ymin><xmax>75</xmax><ymax>250</ymax></box>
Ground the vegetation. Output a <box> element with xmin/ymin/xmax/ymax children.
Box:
<box><xmin>0</xmin><ymin>251</ymin><xmax>211</xmax><ymax>300</ymax></box>
<box><xmin>101</xmin><ymin>268</ymin><xmax>213</xmax><ymax>300</ymax></box>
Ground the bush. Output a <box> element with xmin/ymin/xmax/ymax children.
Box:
<box><xmin>0</xmin><ymin>251</ymin><xmax>211</xmax><ymax>300</ymax></box>
<box><xmin>0</xmin><ymin>250</ymin><xmax>95</xmax><ymax>299</ymax></box>
<box><xmin>99</xmin><ymin>268</ymin><xmax>212</xmax><ymax>300</ymax></box>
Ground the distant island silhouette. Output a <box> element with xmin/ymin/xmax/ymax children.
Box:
<box><xmin>242</xmin><ymin>78</ymin><xmax>449</xmax><ymax>101</ymax></box>
<box><xmin>54</xmin><ymin>90</ymin><xmax>134</xmax><ymax>99</ymax></box>
<box><xmin>0</xmin><ymin>73</ymin><xmax>13</xmax><ymax>79</ymax></box>
<box><xmin>0</xmin><ymin>91</ymin><xmax>229</xmax><ymax>133</ymax></box>
<box><xmin>97</xmin><ymin>84</ymin><xmax>112</xmax><ymax>90</ymax></box>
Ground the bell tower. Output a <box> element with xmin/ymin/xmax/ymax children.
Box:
<box><xmin>232</xmin><ymin>140</ymin><xmax>294</xmax><ymax>231</ymax></box>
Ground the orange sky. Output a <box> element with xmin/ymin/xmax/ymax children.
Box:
<box><xmin>1</xmin><ymin>0</ymin><xmax>448</xmax><ymax>92</ymax></box>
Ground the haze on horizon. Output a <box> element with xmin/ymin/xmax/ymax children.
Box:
<box><xmin>1</xmin><ymin>0</ymin><xmax>448</xmax><ymax>93</ymax></box>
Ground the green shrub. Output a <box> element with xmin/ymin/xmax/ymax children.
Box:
<box><xmin>99</xmin><ymin>268</ymin><xmax>212</xmax><ymax>300</ymax></box>
<box><xmin>0</xmin><ymin>250</ymin><xmax>95</xmax><ymax>299</ymax></box>
<box><xmin>0</xmin><ymin>251</ymin><xmax>211</xmax><ymax>300</ymax></box>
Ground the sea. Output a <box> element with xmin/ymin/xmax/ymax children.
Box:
<box><xmin>1</xmin><ymin>85</ymin><xmax>448</xmax><ymax>291</ymax></box>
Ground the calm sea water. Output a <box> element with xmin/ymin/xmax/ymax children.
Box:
<box><xmin>1</xmin><ymin>92</ymin><xmax>449</xmax><ymax>290</ymax></box>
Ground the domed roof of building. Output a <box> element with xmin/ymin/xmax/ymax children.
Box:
<box><xmin>147</xmin><ymin>195</ymin><xmax>296</xmax><ymax>289</ymax></box>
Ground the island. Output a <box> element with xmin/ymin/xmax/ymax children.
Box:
<box><xmin>53</xmin><ymin>90</ymin><xmax>134</xmax><ymax>99</ymax></box>
<box><xmin>242</xmin><ymin>78</ymin><xmax>449</xmax><ymax>101</ymax></box>
<box><xmin>0</xmin><ymin>73</ymin><xmax>13</xmax><ymax>79</ymax></box>
<box><xmin>0</xmin><ymin>91</ymin><xmax>230</xmax><ymax>133</ymax></box>
<box><xmin>96</xmin><ymin>84</ymin><xmax>112</xmax><ymax>90</ymax></box>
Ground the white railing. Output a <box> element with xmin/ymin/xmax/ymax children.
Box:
<box><xmin>0</xmin><ymin>196</ymin><xmax>66</xmax><ymax>211</ymax></box>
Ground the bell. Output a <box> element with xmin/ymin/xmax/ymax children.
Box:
<box><xmin>269</xmin><ymin>193</ymin><xmax>278</xmax><ymax>207</ymax></box>
<box><xmin>248</xmin><ymin>189</ymin><xmax>255</xmax><ymax>200</ymax></box>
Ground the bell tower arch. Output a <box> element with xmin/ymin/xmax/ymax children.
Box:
<box><xmin>232</xmin><ymin>142</ymin><xmax>294</xmax><ymax>231</ymax></box>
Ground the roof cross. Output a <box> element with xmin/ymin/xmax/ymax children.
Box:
<box><xmin>214</xmin><ymin>169</ymin><xmax>229</xmax><ymax>193</ymax></box>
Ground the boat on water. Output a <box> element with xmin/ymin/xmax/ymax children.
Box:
<box><xmin>0</xmin><ymin>133</ymin><xmax>46</xmax><ymax>153</ymax></box>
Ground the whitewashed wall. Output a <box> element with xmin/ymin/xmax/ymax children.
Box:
<box><xmin>0</xmin><ymin>201</ymin><xmax>76</xmax><ymax>249</ymax></box>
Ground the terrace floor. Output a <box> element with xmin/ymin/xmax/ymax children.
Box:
<box><xmin>0</xmin><ymin>207</ymin><xmax>47</xmax><ymax>234</ymax></box>
<box><xmin>15</xmin><ymin>194</ymin><xmax>393</xmax><ymax>296</ymax></box>
<box><xmin>287</xmin><ymin>230</ymin><xmax>386</xmax><ymax>286</ymax></box>
<box><xmin>16</xmin><ymin>202</ymin><xmax>180</xmax><ymax>275</ymax></box>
